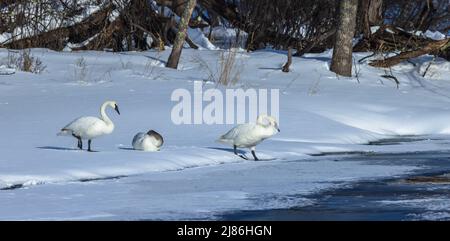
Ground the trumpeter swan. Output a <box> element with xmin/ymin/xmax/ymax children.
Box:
<box><xmin>217</xmin><ymin>114</ymin><xmax>280</xmax><ymax>160</ymax></box>
<box><xmin>132</xmin><ymin>130</ymin><xmax>164</xmax><ymax>151</ymax></box>
<box><xmin>58</xmin><ymin>100</ymin><xmax>120</xmax><ymax>152</ymax></box>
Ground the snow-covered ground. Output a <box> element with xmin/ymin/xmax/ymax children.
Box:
<box><xmin>1</xmin><ymin>47</ymin><xmax>450</xmax><ymax>220</ymax></box>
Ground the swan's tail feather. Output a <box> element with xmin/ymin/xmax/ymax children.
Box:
<box><xmin>216</xmin><ymin>136</ymin><xmax>233</xmax><ymax>145</ymax></box>
<box><xmin>57</xmin><ymin>128</ymin><xmax>72</xmax><ymax>136</ymax></box>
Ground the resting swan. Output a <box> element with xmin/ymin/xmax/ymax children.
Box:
<box><xmin>217</xmin><ymin>114</ymin><xmax>280</xmax><ymax>160</ymax></box>
<box><xmin>58</xmin><ymin>100</ymin><xmax>120</xmax><ymax>152</ymax></box>
<box><xmin>132</xmin><ymin>130</ymin><xmax>164</xmax><ymax>151</ymax></box>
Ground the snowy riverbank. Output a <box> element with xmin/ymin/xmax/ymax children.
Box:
<box><xmin>1</xmin><ymin>47</ymin><xmax>450</xmax><ymax>219</ymax></box>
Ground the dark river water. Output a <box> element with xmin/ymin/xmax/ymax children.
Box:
<box><xmin>221</xmin><ymin>149</ymin><xmax>450</xmax><ymax>221</ymax></box>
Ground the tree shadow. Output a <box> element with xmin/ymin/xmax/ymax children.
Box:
<box><xmin>144</xmin><ymin>55</ymin><xmax>167</xmax><ymax>65</ymax></box>
<box><xmin>255</xmin><ymin>49</ymin><xmax>289</xmax><ymax>55</ymax></box>
<box><xmin>301</xmin><ymin>56</ymin><xmax>331</xmax><ymax>62</ymax></box>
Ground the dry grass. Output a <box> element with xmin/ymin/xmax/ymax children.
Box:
<box><xmin>193</xmin><ymin>48</ymin><xmax>244</xmax><ymax>86</ymax></box>
<box><xmin>2</xmin><ymin>49</ymin><xmax>46</xmax><ymax>74</ymax></box>
<box><xmin>73</xmin><ymin>57</ymin><xmax>89</xmax><ymax>83</ymax></box>
<box><xmin>218</xmin><ymin>48</ymin><xmax>242</xmax><ymax>86</ymax></box>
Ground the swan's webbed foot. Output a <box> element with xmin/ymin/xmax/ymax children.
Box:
<box><xmin>238</xmin><ymin>154</ymin><xmax>248</xmax><ymax>160</ymax></box>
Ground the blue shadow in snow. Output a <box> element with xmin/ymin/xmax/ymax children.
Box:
<box><xmin>118</xmin><ymin>147</ymin><xmax>135</xmax><ymax>151</ymax></box>
<box><xmin>258</xmin><ymin>67</ymin><xmax>283</xmax><ymax>70</ymax></box>
<box><xmin>37</xmin><ymin>146</ymin><xmax>99</xmax><ymax>152</ymax></box>
<box><xmin>143</xmin><ymin>55</ymin><xmax>167</xmax><ymax>65</ymax></box>
<box><xmin>301</xmin><ymin>56</ymin><xmax>331</xmax><ymax>62</ymax></box>
<box><xmin>206</xmin><ymin>147</ymin><xmax>247</xmax><ymax>155</ymax></box>
<box><xmin>37</xmin><ymin>146</ymin><xmax>78</xmax><ymax>151</ymax></box>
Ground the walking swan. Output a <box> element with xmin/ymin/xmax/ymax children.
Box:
<box><xmin>132</xmin><ymin>130</ymin><xmax>164</xmax><ymax>151</ymax></box>
<box><xmin>58</xmin><ymin>100</ymin><xmax>120</xmax><ymax>152</ymax></box>
<box><xmin>217</xmin><ymin>114</ymin><xmax>280</xmax><ymax>160</ymax></box>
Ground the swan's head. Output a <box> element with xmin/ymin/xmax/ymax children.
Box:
<box><xmin>147</xmin><ymin>130</ymin><xmax>164</xmax><ymax>146</ymax></box>
<box><xmin>256</xmin><ymin>114</ymin><xmax>280</xmax><ymax>132</ymax></box>
<box><xmin>106</xmin><ymin>101</ymin><xmax>120</xmax><ymax>115</ymax></box>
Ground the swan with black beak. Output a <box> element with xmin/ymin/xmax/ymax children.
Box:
<box><xmin>58</xmin><ymin>100</ymin><xmax>120</xmax><ymax>152</ymax></box>
<box><xmin>217</xmin><ymin>114</ymin><xmax>280</xmax><ymax>160</ymax></box>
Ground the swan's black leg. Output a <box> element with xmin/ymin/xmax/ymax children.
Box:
<box><xmin>234</xmin><ymin>145</ymin><xmax>248</xmax><ymax>160</ymax></box>
<box><xmin>87</xmin><ymin>139</ymin><xmax>93</xmax><ymax>152</ymax></box>
<box><xmin>251</xmin><ymin>150</ymin><xmax>259</xmax><ymax>161</ymax></box>
<box><xmin>72</xmin><ymin>134</ymin><xmax>82</xmax><ymax>149</ymax></box>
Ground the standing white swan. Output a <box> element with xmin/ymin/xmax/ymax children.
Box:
<box><xmin>217</xmin><ymin>114</ymin><xmax>280</xmax><ymax>160</ymax></box>
<box><xmin>132</xmin><ymin>130</ymin><xmax>164</xmax><ymax>151</ymax></box>
<box><xmin>58</xmin><ymin>100</ymin><xmax>120</xmax><ymax>152</ymax></box>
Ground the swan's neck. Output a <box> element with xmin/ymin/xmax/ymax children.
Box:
<box><xmin>100</xmin><ymin>102</ymin><xmax>113</xmax><ymax>126</ymax></box>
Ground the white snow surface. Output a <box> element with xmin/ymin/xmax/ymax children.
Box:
<box><xmin>1</xmin><ymin>47</ymin><xmax>450</xmax><ymax>220</ymax></box>
<box><xmin>187</xmin><ymin>28</ymin><xmax>218</xmax><ymax>50</ymax></box>
<box><xmin>424</xmin><ymin>30</ymin><xmax>447</xmax><ymax>40</ymax></box>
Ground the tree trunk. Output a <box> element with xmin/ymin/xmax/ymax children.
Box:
<box><xmin>282</xmin><ymin>47</ymin><xmax>292</xmax><ymax>72</ymax></box>
<box><xmin>416</xmin><ymin>0</ymin><xmax>434</xmax><ymax>31</ymax></box>
<box><xmin>166</xmin><ymin>0</ymin><xmax>197</xmax><ymax>69</ymax></box>
<box><xmin>360</xmin><ymin>0</ymin><xmax>383</xmax><ymax>37</ymax></box>
<box><xmin>330</xmin><ymin>0</ymin><xmax>358</xmax><ymax>77</ymax></box>
<box><xmin>367</xmin><ymin>0</ymin><xmax>383</xmax><ymax>25</ymax></box>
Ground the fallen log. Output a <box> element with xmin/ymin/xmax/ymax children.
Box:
<box><xmin>353</xmin><ymin>25</ymin><xmax>429</xmax><ymax>53</ymax></box>
<box><xmin>369</xmin><ymin>38</ymin><xmax>450</xmax><ymax>68</ymax></box>
<box><xmin>5</xmin><ymin>4</ymin><xmax>114</xmax><ymax>50</ymax></box>
<box><xmin>4</xmin><ymin>1</ymin><xmax>168</xmax><ymax>52</ymax></box>
<box><xmin>70</xmin><ymin>16</ymin><xmax>123</xmax><ymax>51</ymax></box>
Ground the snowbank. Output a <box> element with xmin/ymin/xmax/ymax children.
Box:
<box><xmin>1</xmin><ymin>48</ymin><xmax>450</xmax><ymax>219</ymax></box>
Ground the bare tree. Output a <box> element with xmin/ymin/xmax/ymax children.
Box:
<box><xmin>166</xmin><ymin>0</ymin><xmax>197</xmax><ymax>69</ymax></box>
<box><xmin>282</xmin><ymin>47</ymin><xmax>292</xmax><ymax>72</ymax></box>
<box><xmin>359</xmin><ymin>0</ymin><xmax>383</xmax><ymax>38</ymax></box>
<box><xmin>3</xmin><ymin>0</ymin><xmax>448</xmax><ymax>57</ymax></box>
<box><xmin>330</xmin><ymin>0</ymin><xmax>358</xmax><ymax>77</ymax></box>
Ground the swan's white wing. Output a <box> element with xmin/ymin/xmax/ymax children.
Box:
<box><xmin>218</xmin><ymin>124</ymin><xmax>240</xmax><ymax>142</ymax></box>
<box><xmin>218</xmin><ymin>124</ymin><xmax>262</xmax><ymax>147</ymax></box>
<box><xmin>62</xmin><ymin>116</ymin><xmax>101</xmax><ymax>131</ymax></box>
<box><xmin>132</xmin><ymin>132</ymin><xmax>160</xmax><ymax>151</ymax></box>
<box><xmin>132</xmin><ymin>132</ymin><xmax>146</xmax><ymax>149</ymax></box>
<box><xmin>62</xmin><ymin>116</ymin><xmax>105</xmax><ymax>138</ymax></box>
<box><xmin>147</xmin><ymin>135</ymin><xmax>163</xmax><ymax>148</ymax></box>
<box><xmin>236</xmin><ymin>126</ymin><xmax>268</xmax><ymax>147</ymax></box>
<box><xmin>147</xmin><ymin>130</ymin><xmax>164</xmax><ymax>147</ymax></box>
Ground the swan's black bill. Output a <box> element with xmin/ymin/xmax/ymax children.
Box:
<box><xmin>277</xmin><ymin>128</ymin><xmax>281</xmax><ymax>132</ymax></box>
<box><xmin>115</xmin><ymin>104</ymin><xmax>120</xmax><ymax>115</ymax></box>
